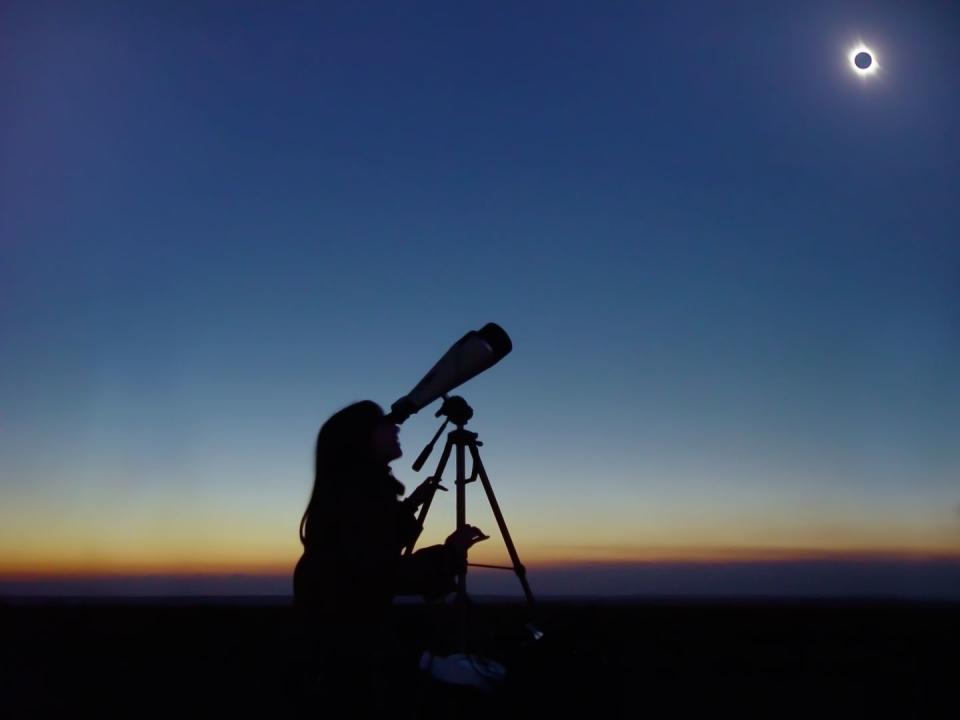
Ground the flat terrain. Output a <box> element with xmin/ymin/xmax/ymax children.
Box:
<box><xmin>2</xmin><ymin>598</ymin><xmax>956</xmax><ymax>718</ymax></box>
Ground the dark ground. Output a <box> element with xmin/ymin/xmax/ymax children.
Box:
<box><xmin>2</xmin><ymin>597</ymin><xmax>956</xmax><ymax>718</ymax></box>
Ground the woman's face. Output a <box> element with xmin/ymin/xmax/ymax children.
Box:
<box><xmin>371</xmin><ymin>419</ymin><xmax>402</xmax><ymax>464</ymax></box>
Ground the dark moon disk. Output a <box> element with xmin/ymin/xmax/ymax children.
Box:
<box><xmin>854</xmin><ymin>51</ymin><xmax>872</xmax><ymax>70</ymax></box>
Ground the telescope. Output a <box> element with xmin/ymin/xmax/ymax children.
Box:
<box><xmin>386</xmin><ymin>322</ymin><xmax>512</xmax><ymax>425</ymax></box>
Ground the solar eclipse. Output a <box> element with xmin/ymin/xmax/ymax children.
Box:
<box><xmin>849</xmin><ymin>44</ymin><xmax>877</xmax><ymax>76</ymax></box>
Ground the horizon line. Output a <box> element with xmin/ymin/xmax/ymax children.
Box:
<box><xmin>3</xmin><ymin>548</ymin><xmax>959</xmax><ymax>582</ymax></box>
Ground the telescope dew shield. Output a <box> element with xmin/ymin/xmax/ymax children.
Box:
<box><xmin>389</xmin><ymin>323</ymin><xmax>512</xmax><ymax>424</ymax></box>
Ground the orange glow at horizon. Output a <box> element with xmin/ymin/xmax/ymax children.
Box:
<box><xmin>3</xmin><ymin>490</ymin><xmax>958</xmax><ymax>583</ymax></box>
<box><xmin>3</xmin><ymin>543</ymin><xmax>958</xmax><ymax>583</ymax></box>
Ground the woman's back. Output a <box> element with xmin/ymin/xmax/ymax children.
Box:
<box><xmin>295</xmin><ymin>466</ymin><xmax>406</xmax><ymax>613</ymax></box>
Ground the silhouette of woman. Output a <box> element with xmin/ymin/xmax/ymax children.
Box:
<box><xmin>293</xmin><ymin>400</ymin><xmax>486</xmax><ymax>714</ymax></box>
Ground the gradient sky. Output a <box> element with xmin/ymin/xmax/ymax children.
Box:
<box><xmin>2</xmin><ymin>1</ymin><xmax>958</xmax><ymax>596</ymax></box>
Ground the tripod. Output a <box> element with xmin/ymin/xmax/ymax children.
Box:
<box><xmin>402</xmin><ymin>395</ymin><xmax>535</xmax><ymax>652</ymax></box>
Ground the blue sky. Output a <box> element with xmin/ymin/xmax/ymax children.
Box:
<box><xmin>1</xmin><ymin>1</ymin><xmax>958</xmax><ymax>595</ymax></box>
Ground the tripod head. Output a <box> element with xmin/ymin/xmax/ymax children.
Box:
<box><xmin>411</xmin><ymin>395</ymin><xmax>474</xmax><ymax>473</ymax></box>
<box><xmin>435</xmin><ymin>395</ymin><xmax>473</xmax><ymax>427</ymax></box>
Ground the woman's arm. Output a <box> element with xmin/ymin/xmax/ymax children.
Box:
<box><xmin>393</xmin><ymin>501</ymin><xmax>424</xmax><ymax>550</ymax></box>
<box><xmin>393</xmin><ymin>525</ymin><xmax>486</xmax><ymax>600</ymax></box>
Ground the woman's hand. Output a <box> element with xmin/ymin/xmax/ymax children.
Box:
<box><xmin>444</xmin><ymin>524</ymin><xmax>489</xmax><ymax>554</ymax></box>
<box><xmin>405</xmin><ymin>477</ymin><xmax>445</xmax><ymax>508</ymax></box>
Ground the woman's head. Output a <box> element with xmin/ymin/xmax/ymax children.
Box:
<box><xmin>315</xmin><ymin>400</ymin><xmax>401</xmax><ymax>474</ymax></box>
<box><xmin>300</xmin><ymin>400</ymin><xmax>403</xmax><ymax>545</ymax></box>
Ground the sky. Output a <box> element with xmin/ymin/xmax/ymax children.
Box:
<box><xmin>2</xmin><ymin>1</ymin><xmax>958</xmax><ymax>597</ymax></box>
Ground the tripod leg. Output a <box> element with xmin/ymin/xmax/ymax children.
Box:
<box><xmin>467</xmin><ymin>443</ymin><xmax>536</xmax><ymax>607</ymax></box>
<box><xmin>403</xmin><ymin>435</ymin><xmax>455</xmax><ymax>557</ymax></box>
<box><xmin>455</xmin><ymin>434</ymin><xmax>469</xmax><ymax>652</ymax></box>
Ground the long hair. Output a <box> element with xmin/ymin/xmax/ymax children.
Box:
<box><xmin>299</xmin><ymin>400</ymin><xmax>404</xmax><ymax>547</ymax></box>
